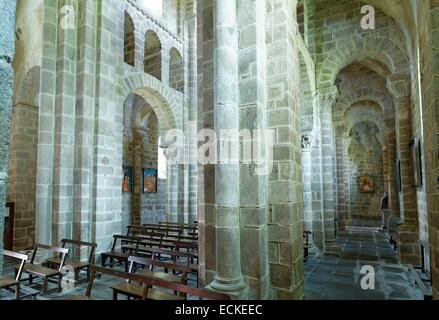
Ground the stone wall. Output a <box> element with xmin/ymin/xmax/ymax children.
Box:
<box><xmin>348</xmin><ymin>136</ymin><xmax>384</xmax><ymax>220</ymax></box>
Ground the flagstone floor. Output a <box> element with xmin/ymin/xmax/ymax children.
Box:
<box><xmin>304</xmin><ymin>220</ymin><xmax>429</xmax><ymax>300</ymax></box>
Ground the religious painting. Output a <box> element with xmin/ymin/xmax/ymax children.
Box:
<box><xmin>143</xmin><ymin>168</ymin><xmax>158</xmax><ymax>193</ymax></box>
<box><xmin>122</xmin><ymin>166</ymin><xmax>133</xmax><ymax>193</ymax></box>
<box><xmin>409</xmin><ymin>139</ymin><xmax>423</xmax><ymax>188</ymax></box>
<box><xmin>359</xmin><ymin>175</ymin><xmax>374</xmax><ymax>193</ymax></box>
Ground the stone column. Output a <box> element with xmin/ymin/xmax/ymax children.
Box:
<box><xmin>334</xmin><ymin>125</ymin><xmax>347</xmax><ymax>231</ymax></box>
<box><xmin>0</xmin><ymin>0</ymin><xmax>17</xmax><ymax>273</ymax></box>
<box><xmin>387</xmin><ymin>73</ymin><xmax>420</xmax><ymax>265</ymax></box>
<box><xmin>301</xmin><ymin>133</ymin><xmax>315</xmax><ymax>248</ymax></box>
<box><xmin>186</xmin><ymin>0</ymin><xmax>198</xmax><ymax>224</ymax></box>
<box><xmin>238</xmin><ymin>0</ymin><xmax>269</xmax><ymax>299</ymax></box>
<box><xmin>73</xmin><ymin>0</ymin><xmax>97</xmax><ymax>246</ymax></box>
<box><xmin>208</xmin><ymin>0</ymin><xmax>247</xmax><ymax>299</ymax></box>
<box><xmin>385</xmin><ymin>130</ymin><xmax>400</xmax><ymax>223</ymax></box>
<box><xmin>35</xmin><ymin>0</ymin><xmax>58</xmax><ymax>245</ymax></box>
<box><xmin>318</xmin><ymin>86</ymin><xmax>340</xmax><ymax>255</ymax></box>
<box><xmin>343</xmin><ymin>134</ymin><xmax>353</xmax><ymax>226</ymax></box>
<box><xmin>51</xmin><ymin>0</ymin><xmax>78</xmax><ymax>244</ymax></box>
<box><xmin>311</xmin><ymin>118</ymin><xmax>325</xmax><ymax>251</ymax></box>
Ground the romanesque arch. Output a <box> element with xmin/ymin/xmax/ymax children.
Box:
<box><xmin>317</xmin><ymin>36</ymin><xmax>409</xmax><ymax>88</ymax></box>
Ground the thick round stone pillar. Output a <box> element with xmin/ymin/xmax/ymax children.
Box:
<box><xmin>208</xmin><ymin>0</ymin><xmax>247</xmax><ymax>299</ymax></box>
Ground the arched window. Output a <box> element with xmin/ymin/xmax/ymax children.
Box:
<box><xmin>144</xmin><ymin>31</ymin><xmax>162</xmax><ymax>80</ymax></box>
<box><xmin>169</xmin><ymin>48</ymin><xmax>184</xmax><ymax>92</ymax></box>
<box><xmin>124</xmin><ymin>12</ymin><xmax>135</xmax><ymax>66</ymax></box>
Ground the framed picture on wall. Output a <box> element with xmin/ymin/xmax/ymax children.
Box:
<box><xmin>122</xmin><ymin>166</ymin><xmax>133</xmax><ymax>193</ymax></box>
<box><xmin>143</xmin><ymin>168</ymin><xmax>158</xmax><ymax>193</ymax></box>
<box><xmin>359</xmin><ymin>175</ymin><xmax>374</xmax><ymax>193</ymax></box>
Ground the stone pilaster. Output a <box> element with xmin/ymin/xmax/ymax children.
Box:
<box><xmin>51</xmin><ymin>0</ymin><xmax>78</xmax><ymax>244</ymax></box>
<box><xmin>301</xmin><ymin>133</ymin><xmax>316</xmax><ymax>248</ymax></box>
<box><xmin>73</xmin><ymin>0</ymin><xmax>97</xmax><ymax>245</ymax></box>
<box><xmin>318</xmin><ymin>85</ymin><xmax>340</xmax><ymax>256</ymax></box>
<box><xmin>342</xmin><ymin>134</ymin><xmax>353</xmax><ymax>226</ymax></box>
<box><xmin>334</xmin><ymin>125</ymin><xmax>348</xmax><ymax>230</ymax></box>
<box><xmin>186</xmin><ymin>0</ymin><xmax>198</xmax><ymax>224</ymax></box>
<box><xmin>207</xmin><ymin>0</ymin><xmax>247</xmax><ymax>299</ymax></box>
<box><xmin>310</xmin><ymin>113</ymin><xmax>325</xmax><ymax>251</ymax></box>
<box><xmin>0</xmin><ymin>0</ymin><xmax>17</xmax><ymax>272</ymax></box>
<box><xmin>238</xmin><ymin>0</ymin><xmax>269</xmax><ymax>299</ymax></box>
<box><xmin>387</xmin><ymin>73</ymin><xmax>420</xmax><ymax>265</ymax></box>
<box><xmin>266</xmin><ymin>0</ymin><xmax>303</xmax><ymax>300</ymax></box>
<box><xmin>35</xmin><ymin>0</ymin><xmax>59</xmax><ymax>245</ymax></box>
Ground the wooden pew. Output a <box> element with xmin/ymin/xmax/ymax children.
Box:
<box><xmin>45</xmin><ymin>239</ymin><xmax>97</xmax><ymax>283</ymax></box>
<box><xmin>1</xmin><ymin>250</ymin><xmax>28</xmax><ymax>300</ymax></box>
<box><xmin>66</xmin><ymin>265</ymin><xmax>153</xmax><ymax>300</ymax></box>
<box><xmin>101</xmin><ymin>235</ymin><xmax>142</xmax><ymax>272</ymax></box>
<box><xmin>67</xmin><ymin>264</ymin><xmax>230</xmax><ymax>300</ymax></box>
<box><xmin>111</xmin><ymin>256</ymin><xmax>229</xmax><ymax>300</ymax></box>
<box><xmin>15</xmin><ymin>244</ymin><xmax>68</xmax><ymax>296</ymax></box>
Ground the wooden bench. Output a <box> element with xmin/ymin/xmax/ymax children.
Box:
<box><xmin>408</xmin><ymin>264</ymin><xmax>432</xmax><ymax>300</ymax></box>
<box><xmin>303</xmin><ymin>231</ymin><xmax>312</xmax><ymax>262</ymax></box>
<box><xmin>66</xmin><ymin>265</ymin><xmax>154</xmax><ymax>300</ymax></box>
<box><xmin>1</xmin><ymin>250</ymin><xmax>28</xmax><ymax>300</ymax></box>
<box><xmin>101</xmin><ymin>235</ymin><xmax>142</xmax><ymax>272</ymax></box>
<box><xmin>15</xmin><ymin>244</ymin><xmax>68</xmax><ymax>296</ymax></box>
<box><xmin>46</xmin><ymin>239</ymin><xmax>97</xmax><ymax>283</ymax></box>
<box><xmin>111</xmin><ymin>256</ymin><xmax>228</xmax><ymax>300</ymax></box>
<box><xmin>124</xmin><ymin>228</ymin><xmax>167</xmax><ymax>250</ymax></box>
<box><xmin>67</xmin><ymin>264</ymin><xmax>229</xmax><ymax>301</ymax></box>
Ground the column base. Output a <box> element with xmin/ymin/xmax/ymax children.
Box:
<box><xmin>207</xmin><ymin>276</ymin><xmax>248</xmax><ymax>300</ymax></box>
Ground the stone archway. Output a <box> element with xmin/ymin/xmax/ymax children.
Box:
<box><xmin>119</xmin><ymin>73</ymin><xmax>184</xmax><ymax>225</ymax></box>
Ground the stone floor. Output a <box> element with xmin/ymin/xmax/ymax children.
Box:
<box><xmin>304</xmin><ymin>220</ymin><xmax>426</xmax><ymax>300</ymax></box>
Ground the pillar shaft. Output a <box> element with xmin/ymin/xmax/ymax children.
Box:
<box><xmin>209</xmin><ymin>0</ymin><xmax>246</xmax><ymax>298</ymax></box>
<box><xmin>301</xmin><ymin>134</ymin><xmax>314</xmax><ymax>247</ymax></box>
<box><xmin>318</xmin><ymin>86</ymin><xmax>340</xmax><ymax>255</ymax></box>
<box><xmin>187</xmin><ymin>0</ymin><xmax>198</xmax><ymax>224</ymax></box>
<box><xmin>387</xmin><ymin>74</ymin><xmax>420</xmax><ymax>265</ymax></box>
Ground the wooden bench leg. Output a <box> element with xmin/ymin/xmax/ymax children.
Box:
<box><xmin>15</xmin><ymin>283</ymin><xmax>20</xmax><ymax>300</ymax></box>
<box><xmin>29</xmin><ymin>274</ymin><xmax>34</xmax><ymax>285</ymax></box>
<box><xmin>43</xmin><ymin>278</ymin><xmax>49</xmax><ymax>296</ymax></box>
<box><xmin>113</xmin><ymin>290</ymin><xmax>118</xmax><ymax>301</ymax></box>
<box><xmin>101</xmin><ymin>255</ymin><xmax>107</xmax><ymax>267</ymax></box>
<box><xmin>74</xmin><ymin>269</ymin><xmax>80</xmax><ymax>283</ymax></box>
<box><xmin>58</xmin><ymin>274</ymin><xmax>63</xmax><ymax>293</ymax></box>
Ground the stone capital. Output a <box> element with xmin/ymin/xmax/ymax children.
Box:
<box><xmin>301</xmin><ymin>134</ymin><xmax>314</xmax><ymax>152</ymax></box>
<box><xmin>335</xmin><ymin>124</ymin><xmax>347</xmax><ymax>136</ymax></box>
<box><xmin>386</xmin><ymin>73</ymin><xmax>411</xmax><ymax>99</ymax></box>
<box><xmin>317</xmin><ymin>85</ymin><xmax>339</xmax><ymax>104</ymax></box>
